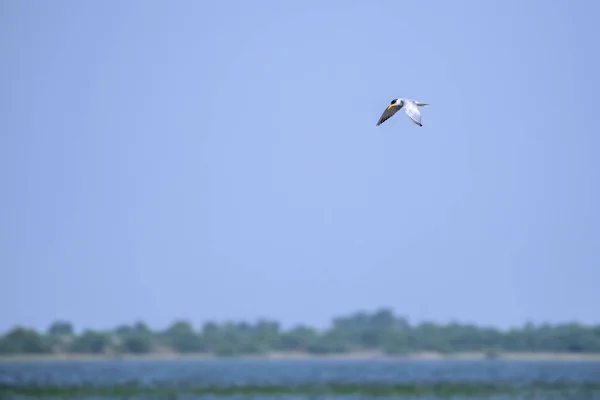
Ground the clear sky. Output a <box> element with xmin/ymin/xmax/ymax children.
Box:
<box><xmin>1</xmin><ymin>0</ymin><xmax>599</xmax><ymax>334</ymax></box>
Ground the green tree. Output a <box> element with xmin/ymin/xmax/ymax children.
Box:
<box><xmin>47</xmin><ymin>321</ymin><xmax>73</xmax><ymax>336</ymax></box>
<box><xmin>279</xmin><ymin>326</ymin><xmax>318</xmax><ymax>351</ymax></box>
<box><xmin>3</xmin><ymin>309</ymin><xmax>600</xmax><ymax>356</ymax></box>
<box><xmin>120</xmin><ymin>332</ymin><xmax>152</xmax><ymax>354</ymax></box>
<box><xmin>251</xmin><ymin>319</ymin><xmax>280</xmax><ymax>350</ymax></box>
<box><xmin>164</xmin><ymin>320</ymin><xmax>204</xmax><ymax>353</ymax></box>
<box><xmin>69</xmin><ymin>330</ymin><xmax>109</xmax><ymax>354</ymax></box>
<box><xmin>382</xmin><ymin>332</ymin><xmax>411</xmax><ymax>355</ymax></box>
<box><xmin>0</xmin><ymin>327</ymin><xmax>50</xmax><ymax>354</ymax></box>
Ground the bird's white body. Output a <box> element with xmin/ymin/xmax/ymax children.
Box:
<box><xmin>376</xmin><ymin>98</ymin><xmax>429</xmax><ymax>127</ymax></box>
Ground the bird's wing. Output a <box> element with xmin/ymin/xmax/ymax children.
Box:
<box><xmin>404</xmin><ymin>102</ymin><xmax>423</xmax><ymax>126</ymax></box>
<box><xmin>376</xmin><ymin>104</ymin><xmax>402</xmax><ymax>126</ymax></box>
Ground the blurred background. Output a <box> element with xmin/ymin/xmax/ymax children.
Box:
<box><xmin>1</xmin><ymin>0</ymin><xmax>599</xmax><ymax>399</ymax></box>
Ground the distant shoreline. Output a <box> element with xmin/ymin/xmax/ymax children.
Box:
<box><xmin>2</xmin><ymin>351</ymin><xmax>600</xmax><ymax>363</ymax></box>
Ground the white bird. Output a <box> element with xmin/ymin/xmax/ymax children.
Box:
<box><xmin>376</xmin><ymin>98</ymin><xmax>429</xmax><ymax>127</ymax></box>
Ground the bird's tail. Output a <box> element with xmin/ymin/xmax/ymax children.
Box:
<box><xmin>415</xmin><ymin>101</ymin><xmax>429</xmax><ymax>107</ymax></box>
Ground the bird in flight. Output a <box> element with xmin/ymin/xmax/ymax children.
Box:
<box><xmin>376</xmin><ymin>98</ymin><xmax>429</xmax><ymax>127</ymax></box>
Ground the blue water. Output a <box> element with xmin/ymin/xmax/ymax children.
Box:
<box><xmin>1</xmin><ymin>358</ymin><xmax>599</xmax><ymax>399</ymax></box>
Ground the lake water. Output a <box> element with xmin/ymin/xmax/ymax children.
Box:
<box><xmin>1</xmin><ymin>358</ymin><xmax>600</xmax><ymax>399</ymax></box>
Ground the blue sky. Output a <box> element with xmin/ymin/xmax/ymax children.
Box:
<box><xmin>1</xmin><ymin>0</ymin><xmax>599</xmax><ymax>333</ymax></box>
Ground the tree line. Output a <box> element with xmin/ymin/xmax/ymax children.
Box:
<box><xmin>1</xmin><ymin>309</ymin><xmax>599</xmax><ymax>356</ymax></box>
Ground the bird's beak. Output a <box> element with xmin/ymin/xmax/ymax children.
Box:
<box><xmin>386</xmin><ymin>104</ymin><xmax>394</xmax><ymax>111</ymax></box>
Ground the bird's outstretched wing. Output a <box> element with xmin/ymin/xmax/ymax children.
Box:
<box><xmin>404</xmin><ymin>102</ymin><xmax>422</xmax><ymax>126</ymax></box>
<box><xmin>376</xmin><ymin>105</ymin><xmax>402</xmax><ymax>126</ymax></box>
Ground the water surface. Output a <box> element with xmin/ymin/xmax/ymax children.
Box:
<box><xmin>1</xmin><ymin>359</ymin><xmax>599</xmax><ymax>399</ymax></box>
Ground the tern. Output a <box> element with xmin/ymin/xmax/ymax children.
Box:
<box><xmin>376</xmin><ymin>98</ymin><xmax>429</xmax><ymax>127</ymax></box>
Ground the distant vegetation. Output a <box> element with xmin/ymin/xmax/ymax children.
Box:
<box><xmin>4</xmin><ymin>382</ymin><xmax>600</xmax><ymax>399</ymax></box>
<box><xmin>1</xmin><ymin>309</ymin><xmax>599</xmax><ymax>356</ymax></box>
